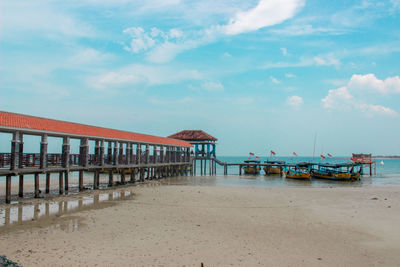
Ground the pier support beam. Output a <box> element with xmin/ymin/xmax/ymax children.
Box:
<box><xmin>121</xmin><ymin>169</ymin><xmax>126</xmax><ymax>184</ymax></box>
<box><xmin>46</xmin><ymin>173</ymin><xmax>50</xmax><ymax>194</ymax></box>
<box><xmin>59</xmin><ymin>172</ymin><xmax>64</xmax><ymax>194</ymax></box>
<box><xmin>79</xmin><ymin>170</ymin><xmax>84</xmax><ymax>191</ymax></box>
<box><xmin>34</xmin><ymin>173</ymin><xmax>40</xmax><ymax>198</ymax></box>
<box><xmin>5</xmin><ymin>175</ymin><xmax>11</xmax><ymax>204</ymax></box>
<box><xmin>108</xmin><ymin>171</ymin><xmax>113</xmax><ymax>186</ymax></box>
<box><xmin>18</xmin><ymin>175</ymin><xmax>24</xmax><ymax>197</ymax></box>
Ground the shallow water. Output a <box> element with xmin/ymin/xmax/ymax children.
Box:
<box><xmin>0</xmin><ymin>189</ymin><xmax>134</xmax><ymax>230</ymax></box>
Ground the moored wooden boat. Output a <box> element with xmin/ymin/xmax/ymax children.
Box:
<box><xmin>285</xmin><ymin>163</ymin><xmax>311</xmax><ymax>180</ymax></box>
<box><xmin>311</xmin><ymin>163</ymin><xmax>362</xmax><ymax>181</ymax></box>
<box><xmin>264</xmin><ymin>160</ymin><xmax>285</xmax><ymax>176</ymax></box>
<box><xmin>243</xmin><ymin>160</ymin><xmax>261</xmax><ymax>175</ymax></box>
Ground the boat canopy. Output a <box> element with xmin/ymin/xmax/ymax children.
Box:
<box><xmin>244</xmin><ymin>160</ymin><xmax>261</xmax><ymax>163</ymax></box>
<box><xmin>264</xmin><ymin>160</ymin><xmax>285</xmax><ymax>165</ymax></box>
<box><xmin>317</xmin><ymin>163</ymin><xmax>360</xmax><ymax>168</ymax></box>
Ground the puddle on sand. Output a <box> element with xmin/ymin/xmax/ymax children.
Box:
<box><xmin>0</xmin><ymin>189</ymin><xmax>135</xmax><ymax>233</ymax></box>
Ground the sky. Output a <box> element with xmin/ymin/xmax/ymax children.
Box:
<box><xmin>1</xmin><ymin>0</ymin><xmax>400</xmax><ymax>156</ymax></box>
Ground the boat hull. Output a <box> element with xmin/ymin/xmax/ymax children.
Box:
<box><xmin>311</xmin><ymin>170</ymin><xmax>354</xmax><ymax>181</ymax></box>
<box><xmin>244</xmin><ymin>167</ymin><xmax>260</xmax><ymax>175</ymax></box>
<box><xmin>263</xmin><ymin>167</ymin><xmax>282</xmax><ymax>175</ymax></box>
<box><xmin>285</xmin><ymin>171</ymin><xmax>311</xmax><ymax>180</ymax></box>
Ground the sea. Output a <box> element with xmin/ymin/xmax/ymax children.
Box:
<box><xmin>187</xmin><ymin>156</ymin><xmax>400</xmax><ymax>188</ymax></box>
<box><xmin>0</xmin><ymin>156</ymin><xmax>399</xmax><ymax>188</ymax></box>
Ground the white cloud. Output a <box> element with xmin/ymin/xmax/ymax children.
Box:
<box><xmin>358</xmin><ymin>104</ymin><xmax>398</xmax><ymax>116</ymax></box>
<box><xmin>202</xmin><ymin>81</ymin><xmax>224</xmax><ymax>92</ymax></box>
<box><xmin>270</xmin><ymin>76</ymin><xmax>280</xmax><ymax>84</ymax></box>
<box><xmin>321</xmin><ymin>74</ymin><xmax>399</xmax><ymax>116</ymax></box>
<box><xmin>88</xmin><ymin>64</ymin><xmax>203</xmax><ymax>90</ymax></box>
<box><xmin>281</xmin><ymin>48</ymin><xmax>288</xmax><ymax>56</ymax></box>
<box><xmin>286</xmin><ymin>95</ymin><xmax>303</xmax><ymax>108</ymax></box>
<box><xmin>0</xmin><ymin>1</ymin><xmax>95</xmax><ymax>39</ymax></box>
<box><xmin>313</xmin><ymin>54</ymin><xmax>340</xmax><ymax>67</ymax></box>
<box><xmin>270</xmin><ymin>24</ymin><xmax>349</xmax><ymax>36</ymax></box>
<box><xmin>322</xmin><ymin>87</ymin><xmax>353</xmax><ymax>110</ymax></box>
<box><xmin>68</xmin><ymin>48</ymin><xmax>114</xmax><ymax>65</ymax></box>
<box><xmin>285</xmin><ymin>73</ymin><xmax>296</xmax><ymax>78</ymax></box>
<box><xmin>223</xmin><ymin>0</ymin><xmax>305</xmax><ymax>35</ymax></box>
<box><xmin>347</xmin><ymin>74</ymin><xmax>400</xmax><ymax>94</ymax></box>
<box><xmin>123</xmin><ymin>27</ymin><xmax>156</xmax><ymax>53</ymax></box>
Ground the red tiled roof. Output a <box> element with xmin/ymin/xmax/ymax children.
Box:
<box><xmin>0</xmin><ymin>111</ymin><xmax>192</xmax><ymax>147</ymax></box>
<box><xmin>168</xmin><ymin>130</ymin><xmax>217</xmax><ymax>141</ymax></box>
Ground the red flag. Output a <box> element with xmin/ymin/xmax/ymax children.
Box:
<box><xmin>256</xmin><ymin>156</ymin><xmax>259</xmax><ymax>159</ymax></box>
<box><xmin>293</xmin><ymin>152</ymin><xmax>298</xmax><ymax>156</ymax></box>
<box><xmin>327</xmin><ymin>153</ymin><xmax>332</xmax><ymax>157</ymax></box>
<box><xmin>320</xmin><ymin>154</ymin><xmax>326</xmax><ymax>159</ymax></box>
<box><xmin>249</xmin><ymin>152</ymin><xmax>254</xmax><ymax>156</ymax></box>
<box><xmin>270</xmin><ymin>150</ymin><xmax>276</xmax><ymax>155</ymax></box>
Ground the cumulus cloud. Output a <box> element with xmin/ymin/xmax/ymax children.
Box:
<box><xmin>270</xmin><ymin>76</ymin><xmax>280</xmax><ymax>84</ymax></box>
<box><xmin>347</xmin><ymin>74</ymin><xmax>400</xmax><ymax>94</ymax></box>
<box><xmin>122</xmin><ymin>0</ymin><xmax>305</xmax><ymax>63</ymax></box>
<box><xmin>88</xmin><ymin>64</ymin><xmax>202</xmax><ymax>90</ymax></box>
<box><xmin>202</xmin><ymin>81</ymin><xmax>224</xmax><ymax>92</ymax></box>
<box><xmin>223</xmin><ymin>0</ymin><xmax>305</xmax><ymax>35</ymax></box>
<box><xmin>322</xmin><ymin>74</ymin><xmax>399</xmax><ymax>116</ymax></box>
<box><xmin>322</xmin><ymin>87</ymin><xmax>353</xmax><ymax>110</ymax></box>
<box><xmin>286</xmin><ymin>95</ymin><xmax>303</xmax><ymax>108</ymax></box>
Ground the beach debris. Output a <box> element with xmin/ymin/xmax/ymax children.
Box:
<box><xmin>370</xmin><ymin>197</ymin><xmax>378</xmax><ymax>200</ymax></box>
<box><xmin>0</xmin><ymin>255</ymin><xmax>22</xmax><ymax>267</ymax></box>
<box><xmin>387</xmin><ymin>206</ymin><xmax>391</xmax><ymax>208</ymax></box>
<box><xmin>317</xmin><ymin>257</ymin><xmax>322</xmax><ymax>261</ymax></box>
<box><xmin>201</xmin><ymin>263</ymin><xmax>204</xmax><ymax>267</ymax></box>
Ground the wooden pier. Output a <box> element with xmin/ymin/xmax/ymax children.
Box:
<box><xmin>0</xmin><ymin>111</ymin><xmax>193</xmax><ymax>204</ymax></box>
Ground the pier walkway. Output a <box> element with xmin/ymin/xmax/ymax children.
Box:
<box><xmin>0</xmin><ymin>111</ymin><xmax>193</xmax><ymax>204</ymax></box>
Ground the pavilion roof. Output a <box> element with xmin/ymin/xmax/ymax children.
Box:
<box><xmin>168</xmin><ymin>130</ymin><xmax>217</xmax><ymax>141</ymax></box>
<box><xmin>0</xmin><ymin>111</ymin><xmax>192</xmax><ymax>147</ymax></box>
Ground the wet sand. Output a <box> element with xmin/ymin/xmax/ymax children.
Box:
<box><xmin>0</xmin><ymin>181</ymin><xmax>400</xmax><ymax>266</ymax></box>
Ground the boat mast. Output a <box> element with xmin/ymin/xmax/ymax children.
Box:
<box><xmin>312</xmin><ymin>132</ymin><xmax>317</xmax><ymax>163</ymax></box>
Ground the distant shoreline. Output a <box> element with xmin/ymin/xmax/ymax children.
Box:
<box><xmin>372</xmin><ymin>156</ymin><xmax>400</xmax><ymax>159</ymax></box>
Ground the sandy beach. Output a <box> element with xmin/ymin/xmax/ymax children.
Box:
<box><xmin>1</xmin><ymin>181</ymin><xmax>400</xmax><ymax>266</ymax></box>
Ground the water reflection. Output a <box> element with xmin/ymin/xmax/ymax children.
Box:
<box><xmin>0</xmin><ymin>189</ymin><xmax>134</xmax><ymax>231</ymax></box>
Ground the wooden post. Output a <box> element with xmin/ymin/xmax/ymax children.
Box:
<box><xmin>108</xmin><ymin>171</ymin><xmax>113</xmax><ymax>186</ymax></box>
<box><xmin>107</xmin><ymin>141</ymin><xmax>113</xmax><ymax>165</ymax></box>
<box><xmin>100</xmin><ymin>140</ymin><xmax>105</xmax><ymax>166</ymax></box>
<box><xmin>40</xmin><ymin>135</ymin><xmax>48</xmax><ymax>170</ymax></box>
<box><xmin>79</xmin><ymin>170</ymin><xmax>84</xmax><ymax>191</ymax></box>
<box><xmin>126</xmin><ymin>143</ymin><xmax>131</xmax><ymax>165</ymax></box>
<box><xmin>145</xmin><ymin>144</ymin><xmax>150</xmax><ymax>164</ymax></box>
<box><xmin>113</xmin><ymin>141</ymin><xmax>119</xmax><ymax>166</ymax></box>
<box><xmin>95</xmin><ymin>140</ymin><xmax>100</xmax><ymax>165</ymax></box>
<box><xmin>239</xmin><ymin>165</ymin><xmax>242</xmax><ymax>175</ymax></box>
<box><xmin>93</xmin><ymin>170</ymin><xmax>99</xmax><ymax>189</ymax></box>
<box><xmin>119</xmin><ymin>142</ymin><xmax>124</xmax><ymax>165</ymax></box>
<box><xmin>136</xmin><ymin>144</ymin><xmax>141</xmax><ymax>165</ymax></box>
<box><xmin>130</xmin><ymin>168</ymin><xmax>136</xmax><ymax>183</ymax></box>
<box><xmin>121</xmin><ymin>169</ymin><xmax>126</xmax><ymax>184</ymax></box>
<box><xmin>5</xmin><ymin>175</ymin><xmax>11</xmax><ymax>204</ymax></box>
<box><xmin>59</xmin><ymin>172</ymin><xmax>64</xmax><ymax>194</ymax></box>
<box><xmin>160</xmin><ymin>146</ymin><xmax>164</xmax><ymax>163</ymax></box>
<box><xmin>10</xmin><ymin>131</ymin><xmax>20</xmax><ymax>171</ymax></box>
<box><xmin>46</xmin><ymin>173</ymin><xmax>51</xmax><ymax>193</ymax></box>
<box><xmin>18</xmin><ymin>175</ymin><xmax>24</xmax><ymax>197</ymax></box>
<box><xmin>62</xmin><ymin>136</ymin><xmax>70</xmax><ymax>192</ymax></box>
<box><xmin>34</xmin><ymin>173</ymin><xmax>40</xmax><ymax>198</ymax></box>
<box><xmin>80</xmin><ymin>138</ymin><xmax>89</xmax><ymax>167</ymax></box>
<box><xmin>64</xmin><ymin>171</ymin><xmax>69</xmax><ymax>193</ymax></box>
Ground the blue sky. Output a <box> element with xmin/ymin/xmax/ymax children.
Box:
<box><xmin>1</xmin><ymin>0</ymin><xmax>400</xmax><ymax>156</ymax></box>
